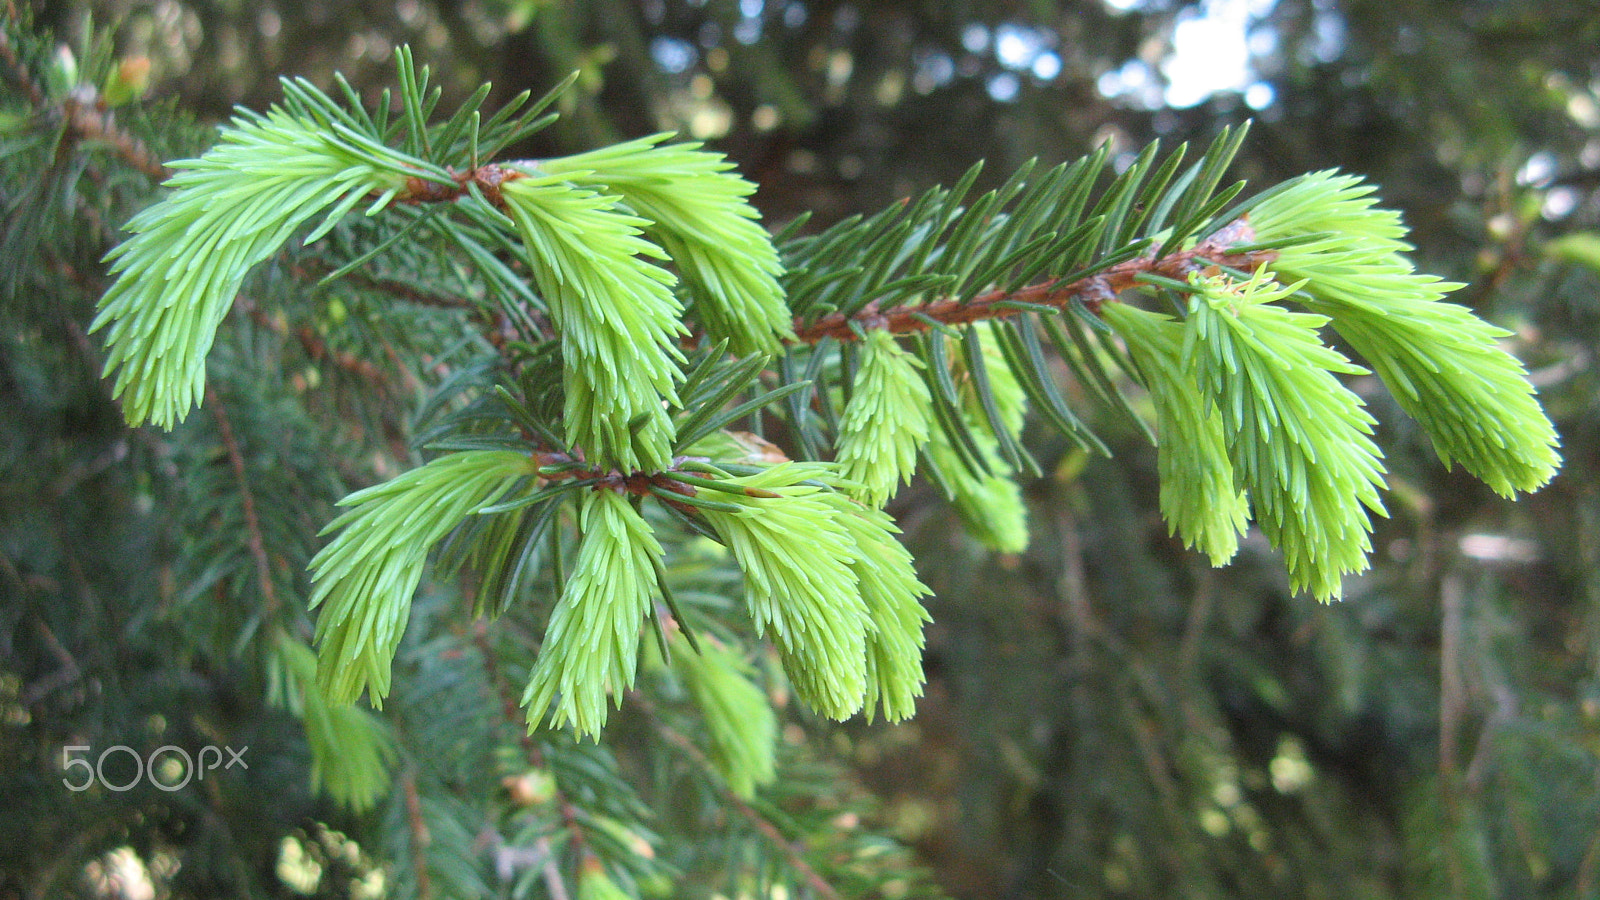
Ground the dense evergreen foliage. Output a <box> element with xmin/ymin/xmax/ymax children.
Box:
<box><xmin>5</xmin><ymin>2</ymin><xmax>1600</xmax><ymax>899</ymax></box>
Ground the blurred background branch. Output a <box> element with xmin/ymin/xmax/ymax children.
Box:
<box><xmin>5</xmin><ymin>1</ymin><xmax>1600</xmax><ymax>898</ymax></box>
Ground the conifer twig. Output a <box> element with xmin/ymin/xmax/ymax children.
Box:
<box><xmin>793</xmin><ymin>236</ymin><xmax>1275</xmax><ymax>344</ymax></box>
<box><xmin>353</xmin><ymin>162</ymin><xmax>1272</xmax><ymax>348</ymax></box>
<box><xmin>205</xmin><ymin>385</ymin><xmax>281</xmax><ymax>617</ymax></box>
<box><xmin>59</xmin><ymin>89</ymin><xmax>172</xmax><ymax>182</ymax></box>
<box><xmin>401</xmin><ymin>769</ymin><xmax>435</xmax><ymax>900</ymax></box>
<box><xmin>0</xmin><ymin>10</ymin><xmax>45</xmax><ymax>108</ymax></box>
<box><xmin>288</xmin><ymin>260</ymin><xmax>483</xmax><ymax>313</ymax></box>
<box><xmin>632</xmin><ymin>694</ymin><xmax>844</xmax><ymax>900</ymax></box>
<box><xmin>392</xmin><ymin>163</ymin><xmax>526</xmax><ymax>207</ymax></box>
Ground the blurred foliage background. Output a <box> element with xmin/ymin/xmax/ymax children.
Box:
<box><xmin>6</xmin><ymin>0</ymin><xmax>1600</xmax><ymax>897</ymax></box>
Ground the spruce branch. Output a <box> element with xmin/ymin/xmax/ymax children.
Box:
<box><xmin>309</xmin><ymin>450</ymin><xmax>538</xmax><ymax>706</ymax></box>
<box><xmin>24</xmin><ymin>18</ymin><xmax>1584</xmax><ymax>895</ymax></box>
<box><xmin>367</xmin><ymin>135</ymin><xmax>790</xmax><ymax>363</ymax></box>
<box><xmin>834</xmin><ymin>329</ymin><xmax>933</xmax><ymax>506</ymax></box>
<box><xmin>58</xmin><ymin>88</ymin><xmax>172</xmax><ymax>182</ymax></box>
<box><xmin>539</xmin><ymin>133</ymin><xmax>794</xmax><ymax>355</ymax></box>
<box><xmin>205</xmin><ymin>385</ymin><xmax>284</xmax><ymax>618</ymax></box>
<box><xmin>1101</xmin><ymin>303</ymin><xmax>1250</xmax><ymax>566</ymax></box>
<box><xmin>498</xmin><ymin>173</ymin><xmax>687</xmax><ymax>472</ymax></box>
<box><xmin>521</xmin><ymin>489</ymin><xmax>664</xmax><ymax>737</ymax></box>
<box><xmin>790</xmin><ymin>218</ymin><xmax>1275</xmax><ymax>343</ymax></box>
<box><xmin>699</xmin><ymin>466</ymin><xmax>872</xmax><ymax>718</ymax></box>
<box><xmin>73</xmin><ymin>47</ymin><xmax>1567</xmax><ymax>765</ymax></box>
<box><xmin>830</xmin><ymin>498</ymin><xmax>933</xmax><ymax>722</ymax></box>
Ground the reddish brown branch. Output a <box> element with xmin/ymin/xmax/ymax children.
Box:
<box><xmin>401</xmin><ymin>769</ymin><xmax>435</xmax><ymax>900</ymax></box>
<box><xmin>0</xmin><ymin>11</ymin><xmax>44</xmax><ymax>108</ymax></box>
<box><xmin>524</xmin><ymin>450</ymin><xmax>789</xmax><ymax>513</ymax></box>
<box><xmin>395</xmin><ymin>163</ymin><xmax>525</xmax><ymax>208</ymax></box>
<box><xmin>234</xmin><ymin>294</ymin><xmax>388</xmax><ymax>383</ymax></box>
<box><xmin>340</xmin><ymin>270</ymin><xmax>481</xmax><ymax>311</ymax></box>
<box><xmin>60</xmin><ymin>90</ymin><xmax>172</xmax><ymax>182</ymax></box>
<box><xmin>205</xmin><ymin>385</ymin><xmax>281</xmax><ymax>617</ymax></box>
<box><xmin>794</xmin><ymin>236</ymin><xmax>1276</xmax><ymax>344</ymax></box>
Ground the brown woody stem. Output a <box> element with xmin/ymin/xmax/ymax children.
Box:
<box><xmin>794</xmin><ymin>230</ymin><xmax>1274</xmax><ymax>344</ymax></box>
<box><xmin>395</xmin><ymin>163</ymin><xmax>526</xmax><ymax>208</ymax></box>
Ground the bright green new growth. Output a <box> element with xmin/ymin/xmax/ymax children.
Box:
<box><xmin>925</xmin><ymin>425</ymin><xmax>1030</xmax><ymax>553</ymax></box>
<box><xmin>523</xmin><ymin>489</ymin><xmax>663</xmax><ymax>738</ymax></box>
<box><xmin>1183</xmin><ymin>268</ymin><xmax>1388</xmax><ymax>600</ymax></box>
<box><xmin>59</xmin><ymin>45</ymin><xmax>1578</xmax><ymax>898</ymax></box>
<box><xmin>696</xmin><ymin>463</ymin><xmax>932</xmax><ymax>720</ymax></box>
<box><xmin>268</xmin><ymin>635</ymin><xmax>397</xmax><ymax>812</ymax></box>
<box><xmin>308</xmin><ymin>450</ymin><xmax>535</xmax><ymax>706</ymax></box>
<box><xmin>824</xmin><ymin>496</ymin><xmax>933</xmax><ymax>722</ymax></box>
<box><xmin>92</xmin><ymin>108</ymin><xmax>419</xmax><ymax>428</ymax></box>
<box><xmin>499</xmin><ymin>175</ymin><xmax>687</xmax><ymax>472</ymax></box>
<box><xmin>540</xmin><ymin>134</ymin><xmax>794</xmax><ymax>356</ymax></box>
<box><xmin>700</xmin><ymin>464</ymin><xmax>872</xmax><ymax>719</ymax></box>
<box><xmin>923</xmin><ymin>324</ymin><xmax>1031</xmax><ymax>553</ymax></box>
<box><xmin>1103</xmin><ymin>302</ymin><xmax>1250</xmax><ymax>566</ymax></box>
<box><xmin>836</xmin><ymin>330</ymin><xmax>933</xmax><ymax>506</ymax></box>
<box><xmin>577</xmin><ymin>864</ymin><xmax>631</xmax><ymax>900</ymax></box>
<box><xmin>673</xmin><ymin>639</ymin><xmax>778</xmax><ymax>798</ymax></box>
<box><xmin>81</xmin><ymin>48</ymin><xmax>1566</xmax><ymax>769</ymax></box>
<box><xmin>1253</xmin><ymin>171</ymin><xmax>1561</xmax><ymax>495</ymax></box>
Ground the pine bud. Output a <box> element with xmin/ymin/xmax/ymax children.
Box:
<box><xmin>102</xmin><ymin>56</ymin><xmax>152</xmax><ymax>107</ymax></box>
